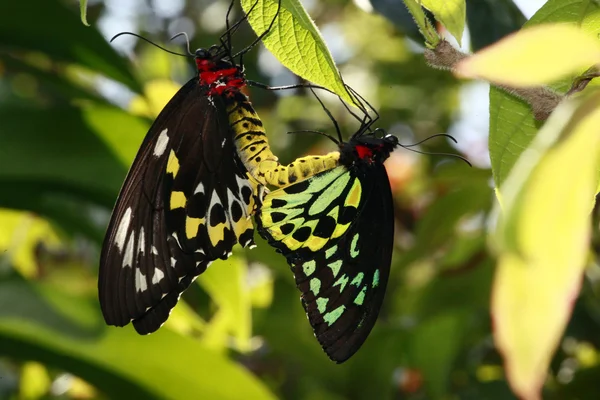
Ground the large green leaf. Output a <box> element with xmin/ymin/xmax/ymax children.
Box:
<box><xmin>0</xmin><ymin>0</ymin><xmax>141</xmax><ymax>92</ymax></box>
<box><xmin>240</xmin><ymin>0</ymin><xmax>353</xmax><ymax>104</ymax></box>
<box><xmin>0</xmin><ymin>276</ymin><xmax>276</xmax><ymax>400</ymax></box>
<box><xmin>488</xmin><ymin>0</ymin><xmax>600</xmax><ymax>187</ymax></box>
<box><xmin>0</xmin><ymin>104</ymin><xmax>147</xmax><ymax>209</ymax></box>
<box><xmin>492</xmin><ymin>92</ymin><xmax>600</xmax><ymax>399</ymax></box>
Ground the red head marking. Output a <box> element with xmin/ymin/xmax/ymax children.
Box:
<box><xmin>355</xmin><ymin>145</ymin><xmax>373</xmax><ymax>160</ymax></box>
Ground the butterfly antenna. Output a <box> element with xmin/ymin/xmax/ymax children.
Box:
<box><xmin>347</xmin><ymin>85</ymin><xmax>380</xmax><ymax>122</ymax></box>
<box><xmin>219</xmin><ymin>0</ymin><xmax>251</xmax><ymax>62</ymax></box>
<box><xmin>287</xmin><ymin>130</ymin><xmax>340</xmax><ymax>145</ymax></box>
<box><xmin>399</xmin><ymin>134</ymin><xmax>472</xmax><ymax>167</ymax></box>
<box><xmin>233</xmin><ymin>0</ymin><xmax>282</xmax><ymax>59</ymax></box>
<box><xmin>111</xmin><ymin>32</ymin><xmax>192</xmax><ymax>57</ymax></box>
<box><xmin>309</xmin><ymin>86</ymin><xmax>344</xmax><ymax>144</ymax></box>
<box><xmin>169</xmin><ymin>32</ymin><xmax>194</xmax><ymax>56</ymax></box>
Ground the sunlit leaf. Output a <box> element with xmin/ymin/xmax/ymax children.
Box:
<box><xmin>488</xmin><ymin>0</ymin><xmax>600</xmax><ymax>187</ymax></box>
<box><xmin>0</xmin><ymin>209</ymin><xmax>61</xmax><ymax>279</ymax></box>
<box><xmin>491</xmin><ymin>92</ymin><xmax>600</xmax><ymax>400</ymax></box>
<box><xmin>20</xmin><ymin>361</ymin><xmax>51</xmax><ymax>399</ymax></box>
<box><xmin>457</xmin><ymin>24</ymin><xmax>600</xmax><ymax>86</ymax></box>
<box><xmin>198</xmin><ymin>255</ymin><xmax>252</xmax><ymax>352</ymax></box>
<box><xmin>79</xmin><ymin>0</ymin><xmax>89</xmax><ymax>26</ymax></box>
<box><xmin>420</xmin><ymin>0</ymin><xmax>466</xmax><ymax>45</ymax></box>
<box><xmin>240</xmin><ymin>0</ymin><xmax>353</xmax><ymax>104</ymax></box>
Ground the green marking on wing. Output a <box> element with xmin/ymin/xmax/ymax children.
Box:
<box><xmin>303</xmin><ymin>260</ymin><xmax>316</xmax><ymax>276</ymax></box>
<box><xmin>354</xmin><ymin>286</ymin><xmax>367</xmax><ymax>305</ymax></box>
<box><xmin>328</xmin><ymin>259</ymin><xmax>342</xmax><ymax>277</ymax></box>
<box><xmin>351</xmin><ymin>272</ymin><xmax>364</xmax><ymax>287</ymax></box>
<box><xmin>325</xmin><ymin>245</ymin><xmax>337</xmax><ymax>259</ymax></box>
<box><xmin>372</xmin><ymin>270</ymin><xmax>380</xmax><ymax>288</ymax></box>
<box><xmin>333</xmin><ymin>274</ymin><xmax>349</xmax><ymax>292</ymax></box>
<box><xmin>316</xmin><ymin>297</ymin><xmax>329</xmax><ymax>314</ymax></box>
<box><xmin>310</xmin><ymin>278</ymin><xmax>321</xmax><ymax>296</ymax></box>
<box><xmin>350</xmin><ymin>233</ymin><xmax>360</xmax><ymax>258</ymax></box>
<box><xmin>308</xmin><ymin>172</ymin><xmax>351</xmax><ymax>216</ymax></box>
<box><xmin>324</xmin><ymin>305</ymin><xmax>346</xmax><ymax>326</ymax></box>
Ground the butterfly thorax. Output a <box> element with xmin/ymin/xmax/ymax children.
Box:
<box><xmin>195</xmin><ymin>49</ymin><xmax>245</xmax><ymax>96</ymax></box>
<box><xmin>339</xmin><ymin>134</ymin><xmax>399</xmax><ymax>168</ymax></box>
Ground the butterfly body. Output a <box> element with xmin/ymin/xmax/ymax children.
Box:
<box><xmin>256</xmin><ymin>131</ymin><xmax>399</xmax><ymax>362</ymax></box>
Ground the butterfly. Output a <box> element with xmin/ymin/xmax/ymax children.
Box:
<box><xmin>256</xmin><ymin>103</ymin><xmax>399</xmax><ymax>362</ymax></box>
<box><xmin>99</xmin><ymin>6</ymin><xmax>279</xmax><ymax>335</ymax></box>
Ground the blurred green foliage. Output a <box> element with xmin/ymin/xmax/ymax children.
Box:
<box><xmin>1</xmin><ymin>0</ymin><xmax>600</xmax><ymax>399</ymax></box>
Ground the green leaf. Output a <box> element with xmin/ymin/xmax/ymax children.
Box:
<box><xmin>0</xmin><ymin>0</ymin><xmax>140</xmax><ymax>92</ymax></box>
<box><xmin>198</xmin><ymin>255</ymin><xmax>252</xmax><ymax>352</ymax></box>
<box><xmin>420</xmin><ymin>0</ymin><xmax>466</xmax><ymax>45</ymax></box>
<box><xmin>79</xmin><ymin>0</ymin><xmax>90</xmax><ymax>26</ymax></box>
<box><xmin>409</xmin><ymin>311</ymin><xmax>469</xmax><ymax>398</ymax></box>
<box><xmin>491</xmin><ymin>92</ymin><xmax>600</xmax><ymax>400</ymax></box>
<box><xmin>240</xmin><ymin>0</ymin><xmax>353</xmax><ymax>104</ymax></box>
<box><xmin>0</xmin><ymin>276</ymin><xmax>276</xmax><ymax>400</ymax></box>
<box><xmin>456</xmin><ymin>24</ymin><xmax>600</xmax><ymax>86</ymax></box>
<box><xmin>488</xmin><ymin>0</ymin><xmax>600</xmax><ymax>187</ymax></box>
<box><xmin>0</xmin><ymin>106</ymin><xmax>138</xmax><ymax>208</ymax></box>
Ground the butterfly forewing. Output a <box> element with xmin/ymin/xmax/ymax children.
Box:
<box><xmin>257</xmin><ymin>163</ymin><xmax>393</xmax><ymax>362</ymax></box>
<box><xmin>99</xmin><ymin>80</ymin><xmax>259</xmax><ymax>334</ymax></box>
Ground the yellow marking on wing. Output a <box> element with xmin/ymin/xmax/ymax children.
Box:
<box><xmin>282</xmin><ymin>235</ymin><xmax>302</xmax><ymax>251</ymax></box>
<box><xmin>303</xmin><ymin>235</ymin><xmax>328</xmax><ymax>251</ymax></box>
<box><xmin>186</xmin><ymin>217</ymin><xmax>205</xmax><ymax>239</ymax></box>
<box><xmin>232</xmin><ymin>217</ymin><xmax>254</xmax><ymax>240</ymax></box>
<box><xmin>331</xmin><ymin>222</ymin><xmax>351</xmax><ymax>239</ymax></box>
<box><xmin>208</xmin><ymin>223</ymin><xmax>228</xmax><ymax>246</ymax></box>
<box><xmin>166</xmin><ymin>150</ymin><xmax>180</xmax><ymax>176</ymax></box>
<box><xmin>345</xmin><ymin>178</ymin><xmax>362</xmax><ymax>208</ymax></box>
<box><xmin>170</xmin><ymin>191</ymin><xmax>187</xmax><ymax>210</ymax></box>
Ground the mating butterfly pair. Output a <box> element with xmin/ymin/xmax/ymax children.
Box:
<box><xmin>98</xmin><ymin>8</ymin><xmax>399</xmax><ymax>363</ymax></box>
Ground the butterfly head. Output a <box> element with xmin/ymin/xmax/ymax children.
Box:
<box><xmin>341</xmin><ymin>129</ymin><xmax>399</xmax><ymax>166</ymax></box>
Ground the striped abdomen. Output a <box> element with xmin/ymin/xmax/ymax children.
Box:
<box><xmin>228</xmin><ymin>94</ymin><xmax>340</xmax><ymax>188</ymax></box>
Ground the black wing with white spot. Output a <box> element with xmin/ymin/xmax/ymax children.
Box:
<box><xmin>99</xmin><ymin>79</ymin><xmax>259</xmax><ymax>334</ymax></box>
<box><xmin>257</xmin><ymin>163</ymin><xmax>393</xmax><ymax>362</ymax></box>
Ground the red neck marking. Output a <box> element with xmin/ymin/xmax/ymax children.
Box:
<box><xmin>355</xmin><ymin>145</ymin><xmax>373</xmax><ymax>159</ymax></box>
<box><xmin>196</xmin><ymin>59</ymin><xmax>245</xmax><ymax>95</ymax></box>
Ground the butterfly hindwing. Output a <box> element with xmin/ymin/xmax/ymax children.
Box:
<box><xmin>99</xmin><ymin>80</ymin><xmax>258</xmax><ymax>334</ymax></box>
<box><xmin>257</xmin><ymin>163</ymin><xmax>393</xmax><ymax>362</ymax></box>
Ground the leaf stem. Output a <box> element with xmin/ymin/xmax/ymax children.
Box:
<box><xmin>402</xmin><ymin>0</ymin><xmax>440</xmax><ymax>48</ymax></box>
<box><xmin>425</xmin><ymin>40</ymin><xmax>564</xmax><ymax>121</ymax></box>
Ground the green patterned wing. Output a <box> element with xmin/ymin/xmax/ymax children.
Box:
<box><xmin>256</xmin><ymin>164</ymin><xmax>394</xmax><ymax>362</ymax></box>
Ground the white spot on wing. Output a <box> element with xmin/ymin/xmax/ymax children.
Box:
<box><xmin>151</xmin><ymin>246</ymin><xmax>158</xmax><ymax>255</ymax></box>
<box><xmin>154</xmin><ymin>128</ymin><xmax>169</xmax><ymax>156</ymax></box>
<box><xmin>221</xmin><ymin>138</ymin><xmax>227</xmax><ymax>148</ymax></box>
<box><xmin>194</xmin><ymin>182</ymin><xmax>205</xmax><ymax>194</ymax></box>
<box><xmin>114</xmin><ymin>207</ymin><xmax>132</xmax><ymax>251</ymax></box>
<box><xmin>123</xmin><ymin>231</ymin><xmax>135</xmax><ymax>268</ymax></box>
<box><xmin>135</xmin><ymin>267</ymin><xmax>148</xmax><ymax>292</ymax></box>
<box><xmin>170</xmin><ymin>257</ymin><xmax>177</xmax><ymax>268</ymax></box>
<box><xmin>152</xmin><ymin>268</ymin><xmax>164</xmax><ymax>284</ymax></box>
<box><xmin>138</xmin><ymin>227</ymin><xmax>145</xmax><ymax>254</ymax></box>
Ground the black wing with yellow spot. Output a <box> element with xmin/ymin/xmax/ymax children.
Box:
<box><xmin>99</xmin><ymin>79</ymin><xmax>259</xmax><ymax>334</ymax></box>
<box><xmin>256</xmin><ymin>158</ymin><xmax>394</xmax><ymax>362</ymax></box>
